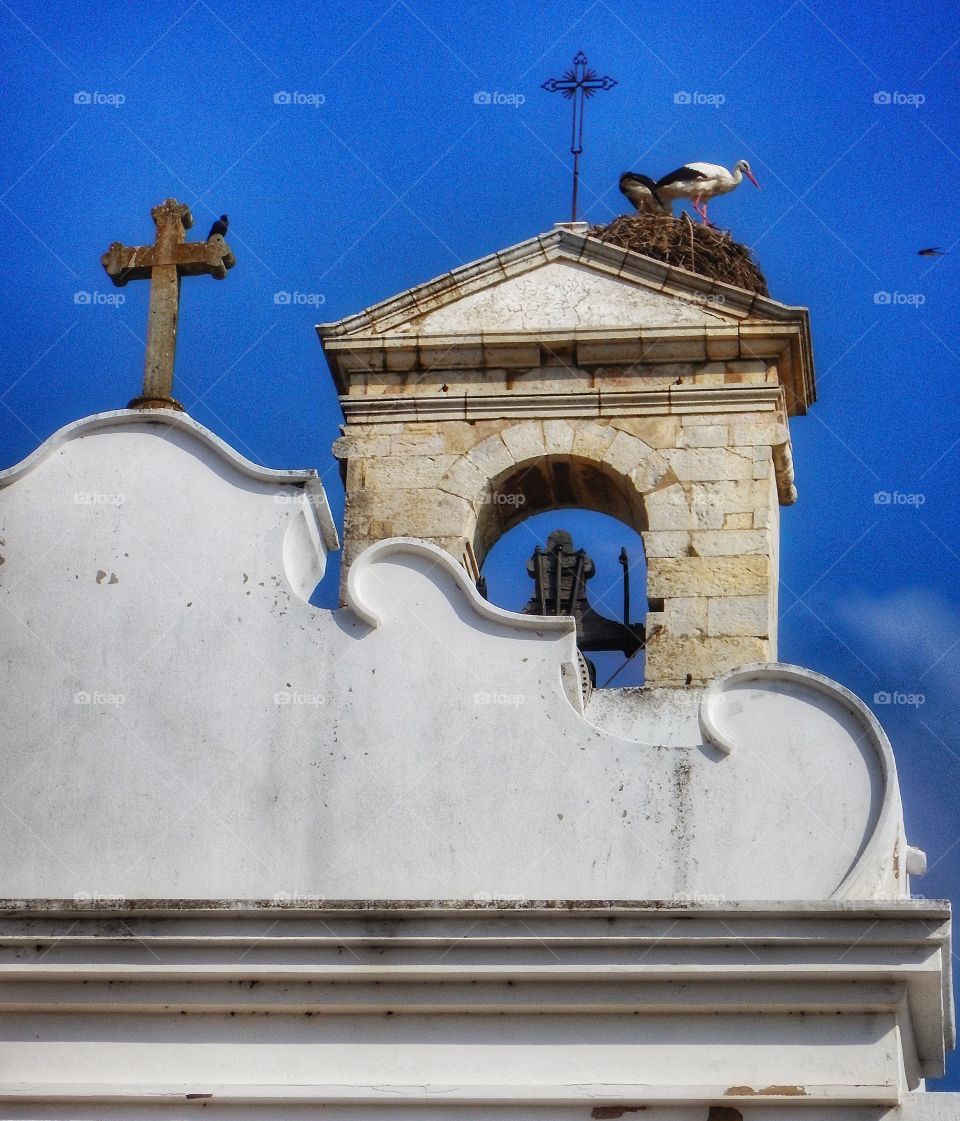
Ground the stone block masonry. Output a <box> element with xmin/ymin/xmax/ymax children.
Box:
<box><xmin>334</xmin><ymin>370</ymin><xmax>792</xmax><ymax>686</ymax></box>
<box><xmin>319</xmin><ymin>224</ymin><xmax>815</xmax><ymax>686</ymax></box>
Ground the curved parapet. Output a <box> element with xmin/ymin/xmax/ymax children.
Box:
<box><xmin>0</xmin><ymin>408</ymin><xmax>338</xmax><ymax>601</ymax></box>
<box><xmin>699</xmin><ymin>663</ymin><xmax>921</xmax><ymax>901</ymax></box>
<box><xmin>0</xmin><ymin>452</ymin><xmax>924</xmax><ymax>903</ymax></box>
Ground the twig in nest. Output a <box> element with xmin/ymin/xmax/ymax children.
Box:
<box><xmin>681</xmin><ymin>212</ymin><xmax>695</xmax><ymax>272</ymax></box>
<box><xmin>587</xmin><ymin>214</ymin><xmax>768</xmax><ymax>296</ymax></box>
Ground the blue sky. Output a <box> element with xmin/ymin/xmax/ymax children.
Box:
<box><xmin>1</xmin><ymin>0</ymin><xmax>959</xmax><ymax>1086</ymax></box>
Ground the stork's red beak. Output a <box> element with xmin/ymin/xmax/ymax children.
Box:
<box><xmin>745</xmin><ymin>168</ymin><xmax>760</xmax><ymax>189</ymax></box>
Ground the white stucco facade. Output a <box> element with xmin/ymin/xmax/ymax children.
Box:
<box><xmin>0</xmin><ymin>410</ymin><xmax>919</xmax><ymax>904</ymax></box>
<box><xmin>0</xmin><ymin>226</ymin><xmax>957</xmax><ymax>1118</ymax></box>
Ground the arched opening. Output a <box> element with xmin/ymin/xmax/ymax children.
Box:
<box><xmin>471</xmin><ymin>455</ymin><xmax>648</xmax><ymax>573</ymax></box>
<box><xmin>476</xmin><ymin>457</ymin><xmax>650</xmax><ymax>688</ymax></box>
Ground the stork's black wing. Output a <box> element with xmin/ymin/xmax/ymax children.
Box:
<box><xmin>619</xmin><ymin>172</ymin><xmax>666</xmax><ymax>209</ymax></box>
<box><xmin>656</xmin><ymin>165</ymin><xmax>709</xmax><ymax>188</ymax></box>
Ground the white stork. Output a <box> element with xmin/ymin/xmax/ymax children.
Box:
<box><xmin>618</xmin><ymin>172</ymin><xmax>671</xmax><ymax>216</ymax></box>
<box><xmin>655</xmin><ymin>160</ymin><xmax>760</xmax><ymax>225</ymax></box>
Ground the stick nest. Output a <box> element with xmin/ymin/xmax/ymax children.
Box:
<box><xmin>589</xmin><ymin>213</ymin><xmax>769</xmax><ymax>297</ymax></box>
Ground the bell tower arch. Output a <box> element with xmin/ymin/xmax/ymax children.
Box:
<box><xmin>320</xmin><ymin>223</ymin><xmax>814</xmax><ymax>687</ymax></box>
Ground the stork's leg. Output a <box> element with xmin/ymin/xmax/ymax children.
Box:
<box><xmin>695</xmin><ymin>198</ymin><xmax>717</xmax><ymax>228</ymax></box>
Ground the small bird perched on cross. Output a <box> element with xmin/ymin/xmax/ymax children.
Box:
<box><xmin>207</xmin><ymin>214</ymin><xmax>229</xmax><ymax>239</ymax></box>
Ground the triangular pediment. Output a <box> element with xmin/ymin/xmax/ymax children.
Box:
<box><xmin>318</xmin><ymin>225</ymin><xmax>805</xmax><ymax>342</ymax></box>
<box><xmin>393</xmin><ymin>259</ymin><xmax>732</xmax><ymax>333</ymax></box>
<box><xmin>317</xmin><ymin>225</ymin><xmax>815</xmax><ymax>413</ymax></box>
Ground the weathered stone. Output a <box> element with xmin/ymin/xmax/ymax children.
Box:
<box><xmin>724</xmin><ymin>512</ymin><xmax>754</xmax><ymax>529</ymax></box>
<box><xmin>542</xmin><ymin>418</ymin><xmax>576</xmax><ymax>455</ymax></box>
<box><xmin>365</xmin><ymin>489</ymin><xmax>472</xmax><ymax>539</ymax></box>
<box><xmin>690</xmin><ymin>480</ymin><xmax>769</xmax><ymax>514</ymax></box>
<box><xmin>726</xmin><ymin>359</ymin><xmax>769</xmax><ymax>375</ymax></box>
<box><xmin>644</xmin><ymin>633</ymin><xmax>770</xmax><ymax>686</ymax></box>
<box><xmin>642</xmin><ymin>530</ymin><xmax>691</xmax><ymax>558</ymax></box>
<box><xmin>647</xmin><ymin>555</ymin><xmax>770</xmax><ymax>598</ymax></box>
<box><xmin>688</xmin><ymin>529</ymin><xmax>768</xmax><ymax>556</ymax></box>
<box><xmin>707</xmin><ymin>595</ymin><xmax>770</xmax><ymax>637</ymax></box>
<box><xmin>571</xmin><ymin>421</ymin><xmax>617</xmax><ymax>462</ymax></box>
<box><xmin>603</xmin><ymin>430</ymin><xmax>653</xmax><ymax>476</ymax></box>
<box><xmin>665</xmin><ymin>447</ymin><xmax>755</xmax><ymax>482</ymax></box>
<box><xmin>465</xmin><ymin>434</ymin><xmax>515</xmax><ymax>478</ymax></box>
<box><xmin>714</xmin><ymin>409</ymin><xmax>775</xmax><ymax>427</ymax></box>
<box><xmin>729</xmin><ymin>420</ymin><xmax>790</xmax><ymax>447</ymax></box>
<box><xmin>360</xmin><ymin>455</ymin><xmax>458</xmax><ymax>490</ymax></box>
<box><xmin>500</xmin><ymin>421</ymin><xmax>547</xmax><ymax>463</ymax></box>
<box><xmin>440</xmin><ymin>420</ymin><xmax>505</xmax><ymax>455</ymax></box>
<box><xmin>390</xmin><ymin>433</ymin><xmax>447</xmax><ymax>455</ymax></box>
<box><xmin>644</xmin><ymin>483</ymin><xmax>696</xmax><ymax>530</ymax></box>
<box><xmin>692</xmin><ymin>503</ymin><xmax>725</xmax><ymax>530</ymax></box>
<box><xmin>677</xmin><ymin>424</ymin><xmax>729</xmax><ymax>448</ymax></box>
<box><xmin>332</xmin><ymin>434</ymin><xmax>392</xmax><ymax>460</ymax></box>
<box><xmin>665</xmin><ymin>597</ymin><xmax>708</xmax><ymax>636</ymax></box>
<box><xmin>439</xmin><ymin>456</ymin><xmax>489</xmax><ymax>502</ymax></box>
<box><xmin>348</xmin><ymin>421</ymin><xmax>406</xmax><ymax>434</ymax></box>
<box><xmin>722</xmin><ymin>367</ymin><xmax>770</xmax><ymax>385</ymax></box>
<box><xmin>609</xmin><ymin>416</ymin><xmax>681</xmax><ymax>448</ymax></box>
<box><xmin>753</xmin><ymin>504</ymin><xmax>775</xmax><ymax>530</ymax></box>
<box><xmin>629</xmin><ymin>454</ymin><xmax>671</xmax><ymax>494</ymax></box>
<box><xmin>686</xmin><ymin>370</ymin><xmax>727</xmax><ymax>387</ymax></box>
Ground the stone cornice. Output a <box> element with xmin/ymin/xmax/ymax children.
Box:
<box><xmin>339</xmin><ymin>384</ymin><xmax>788</xmax><ymax>422</ymax></box>
<box><xmin>323</xmin><ymin>323</ymin><xmax>813</xmax><ymax>416</ymax></box>
<box><xmin>0</xmin><ymin>901</ymin><xmax>951</xmax><ymax>1097</ymax></box>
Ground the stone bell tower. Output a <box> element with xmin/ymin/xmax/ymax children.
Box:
<box><xmin>319</xmin><ymin>222</ymin><xmax>814</xmax><ymax>686</ymax></box>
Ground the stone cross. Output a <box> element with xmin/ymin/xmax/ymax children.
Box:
<box><xmin>101</xmin><ymin>199</ymin><xmax>235</xmax><ymax>411</ymax></box>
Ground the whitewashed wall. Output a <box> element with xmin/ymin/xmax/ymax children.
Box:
<box><xmin>0</xmin><ymin>411</ymin><xmax>917</xmax><ymax>903</ymax></box>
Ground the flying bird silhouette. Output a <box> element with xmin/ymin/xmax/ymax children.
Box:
<box><xmin>918</xmin><ymin>247</ymin><xmax>945</xmax><ymax>257</ymax></box>
<box><xmin>619</xmin><ymin>172</ymin><xmax>670</xmax><ymax>216</ymax></box>
<box><xmin>207</xmin><ymin>214</ymin><xmax>229</xmax><ymax>239</ymax></box>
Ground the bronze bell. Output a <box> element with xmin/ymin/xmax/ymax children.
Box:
<box><xmin>521</xmin><ymin>530</ymin><xmax>644</xmax><ymax>657</ymax></box>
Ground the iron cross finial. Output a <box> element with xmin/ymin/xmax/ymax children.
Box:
<box><xmin>542</xmin><ymin>52</ymin><xmax>617</xmax><ymax>222</ymax></box>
